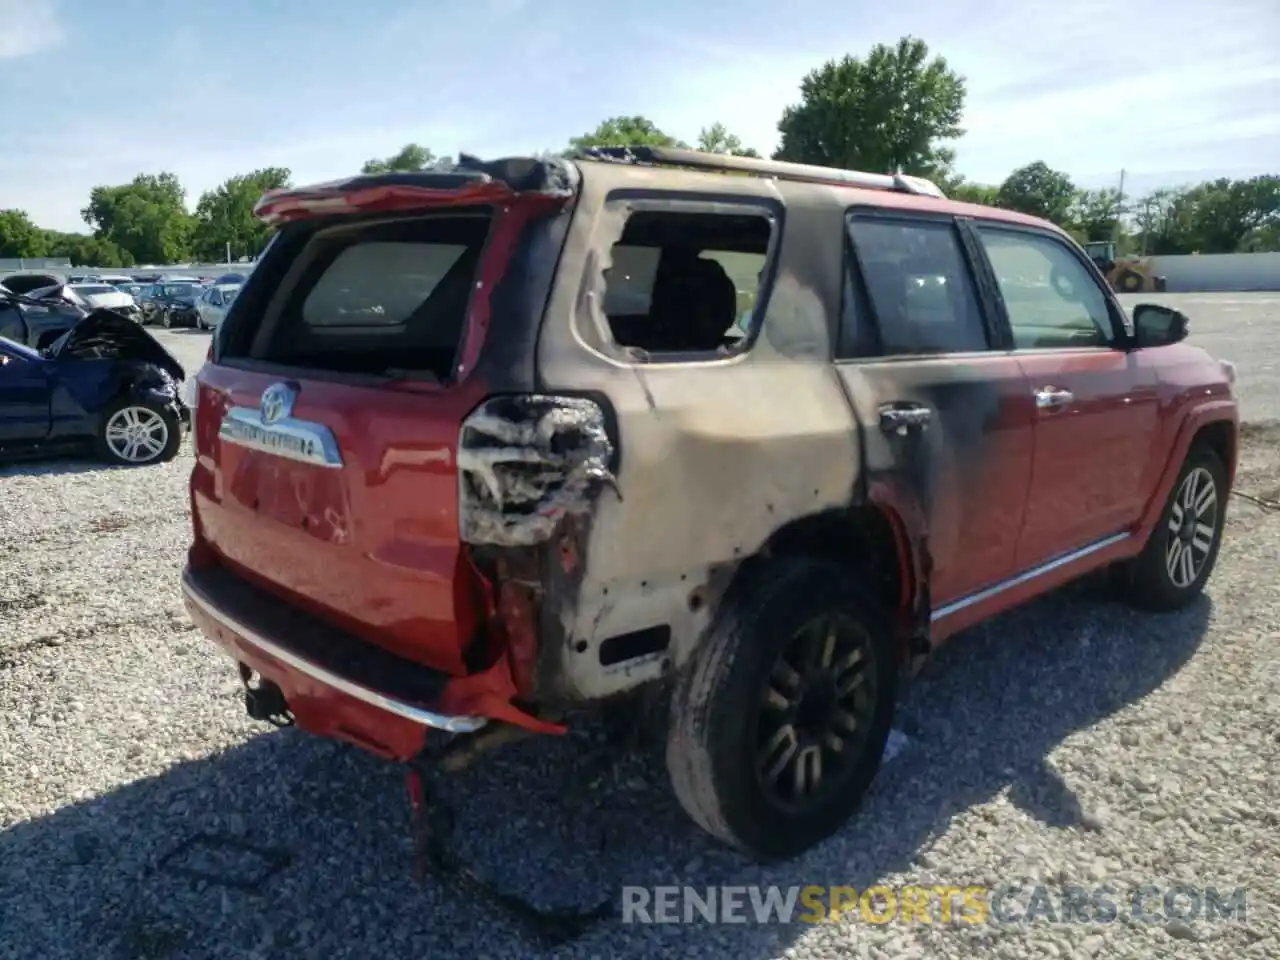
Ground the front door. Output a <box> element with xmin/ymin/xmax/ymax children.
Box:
<box><xmin>833</xmin><ymin>210</ymin><xmax>1035</xmax><ymax>608</ymax></box>
<box><xmin>968</xmin><ymin>223</ymin><xmax>1161</xmax><ymax>568</ymax></box>
<box><xmin>0</xmin><ymin>348</ymin><xmax>52</xmax><ymax>443</ymax></box>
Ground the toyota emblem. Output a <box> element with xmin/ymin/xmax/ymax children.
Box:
<box><xmin>259</xmin><ymin>382</ymin><xmax>296</xmax><ymax>425</ymax></box>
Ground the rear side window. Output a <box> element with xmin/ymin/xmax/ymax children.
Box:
<box><xmin>597</xmin><ymin>209</ymin><xmax>774</xmax><ymax>359</ymax></box>
<box><xmin>250</xmin><ymin>212</ymin><xmax>490</xmax><ymax>378</ymax></box>
<box><xmin>844</xmin><ymin>216</ymin><xmax>988</xmax><ymax>357</ymax></box>
<box><xmin>603</xmin><ymin>245</ymin><xmax>766</xmax><ymax>330</ymax></box>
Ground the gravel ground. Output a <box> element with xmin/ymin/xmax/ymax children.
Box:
<box><xmin>1</xmin><ymin>312</ymin><xmax>1277</xmax><ymax>960</ymax></box>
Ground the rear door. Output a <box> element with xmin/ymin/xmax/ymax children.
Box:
<box><xmin>834</xmin><ymin>210</ymin><xmax>1035</xmax><ymax>608</ymax></box>
<box><xmin>0</xmin><ymin>346</ymin><xmax>51</xmax><ymax>442</ymax></box>
<box><xmin>967</xmin><ymin>223</ymin><xmax>1160</xmax><ymax>568</ymax></box>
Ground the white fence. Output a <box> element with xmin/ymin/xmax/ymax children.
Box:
<box><xmin>1149</xmin><ymin>253</ymin><xmax>1280</xmax><ymax>293</ymax></box>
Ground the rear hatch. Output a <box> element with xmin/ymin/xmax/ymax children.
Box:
<box><xmin>188</xmin><ymin>159</ymin><xmax>576</xmax><ymax>675</ymax></box>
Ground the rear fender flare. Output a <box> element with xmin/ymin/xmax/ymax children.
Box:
<box><xmin>863</xmin><ymin>482</ymin><xmax>929</xmax><ymax>645</ymax></box>
<box><xmin>1134</xmin><ymin>400</ymin><xmax>1238</xmax><ymax>543</ymax></box>
<box><xmin>711</xmin><ymin>490</ymin><xmax>924</xmax><ymax>662</ymax></box>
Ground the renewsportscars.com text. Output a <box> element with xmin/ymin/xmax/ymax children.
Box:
<box><xmin>621</xmin><ymin>884</ymin><xmax>1248</xmax><ymax>926</ymax></box>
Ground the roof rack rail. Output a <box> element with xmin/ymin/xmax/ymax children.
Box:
<box><xmin>573</xmin><ymin>145</ymin><xmax>947</xmax><ymax>199</ymax></box>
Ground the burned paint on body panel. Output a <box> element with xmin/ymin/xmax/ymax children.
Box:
<box><xmin>522</xmin><ymin>166</ymin><xmax>866</xmax><ymax>703</ymax></box>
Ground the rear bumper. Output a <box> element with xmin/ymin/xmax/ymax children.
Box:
<box><xmin>181</xmin><ymin>563</ymin><xmax>489</xmax><ymax>761</ymax></box>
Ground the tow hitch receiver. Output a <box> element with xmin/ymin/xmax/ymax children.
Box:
<box><xmin>239</xmin><ymin>664</ymin><xmax>294</xmax><ymax>727</ymax></box>
<box><xmin>404</xmin><ymin>744</ymin><xmax>614</xmax><ymax>945</ymax></box>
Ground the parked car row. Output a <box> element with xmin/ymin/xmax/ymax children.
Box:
<box><xmin>137</xmin><ymin>277</ymin><xmax>241</xmax><ymax>330</ymax></box>
<box><xmin>2</xmin><ymin>270</ymin><xmax>246</xmax><ymax>334</ymax></box>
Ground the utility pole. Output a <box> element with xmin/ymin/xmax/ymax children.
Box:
<box><xmin>226</xmin><ymin>241</ymin><xmax>232</xmax><ymax>266</ymax></box>
<box><xmin>1114</xmin><ymin>168</ymin><xmax>1126</xmax><ymax>246</ymax></box>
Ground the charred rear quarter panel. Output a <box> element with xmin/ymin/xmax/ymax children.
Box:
<box><xmin>532</xmin><ymin>168</ymin><xmax>860</xmax><ymax>701</ymax></box>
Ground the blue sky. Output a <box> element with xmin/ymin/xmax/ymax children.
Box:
<box><xmin>2</xmin><ymin>0</ymin><xmax>1276</xmax><ymax>233</ymax></box>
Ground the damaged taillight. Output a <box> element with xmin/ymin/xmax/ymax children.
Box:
<box><xmin>457</xmin><ymin>395</ymin><xmax>617</xmax><ymax>548</ymax></box>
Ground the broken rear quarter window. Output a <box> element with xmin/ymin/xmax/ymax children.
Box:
<box><xmin>600</xmin><ymin>210</ymin><xmax>772</xmax><ymax>358</ymax></box>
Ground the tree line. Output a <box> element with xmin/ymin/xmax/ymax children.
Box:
<box><xmin>1</xmin><ymin>36</ymin><xmax>1276</xmax><ymax>266</ymax></box>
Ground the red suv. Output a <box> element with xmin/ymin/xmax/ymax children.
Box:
<box><xmin>183</xmin><ymin>148</ymin><xmax>1238</xmax><ymax>865</ymax></box>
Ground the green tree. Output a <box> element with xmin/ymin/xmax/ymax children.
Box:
<box><xmin>43</xmin><ymin>232</ymin><xmax>134</xmax><ymax>268</ymax></box>
<box><xmin>949</xmin><ymin>181</ymin><xmax>1000</xmax><ymax>206</ymax></box>
<box><xmin>0</xmin><ymin>209</ymin><xmax>49</xmax><ymax>258</ymax></box>
<box><xmin>361</xmin><ymin>144</ymin><xmax>449</xmax><ymax>174</ymax></box>
<box><xmin>1178</xmin><ymin>175</ymin><xmax>1280</xmax><ymax>253</ymax></box>
<box><xmin>1132</xmin><ymin>187</ymin><xmax>1197</xmax><ymax>255</ymax></box>
<box><xmin>1069</xmin><ymin>187</ymin><xmax>1126</xmax><ymax>242</ymax></box>
<box><xmin>80</xmin><ymin>172</ymin><xmax>192</xmax><ymax>264</ymax></box>
<box><xmin>773</xmin><ymin>36</ymin><xmax>965</xmax><ymax>180</ymax></box>
<box><xmin>191</xmin><ymin>167</ymin><xmax>291</xmax><ymax>262</ymax></box>
<box><xmin>696</xmin><ymin>123</ymin><xmax>761</xmax><ymax>158</ymax></box>
<box><xmin>568</xmin><ymin>116</ymin><xmax>687</xmax><ymax>153</ymax></box>
<box><xmin>1239</xmin><ymin>221</ymin><xmax>1280</xmax><ymax>253</ymax></box>
<box><xmin>996</xmin><ymin>162</ymin><xmax>1076</xmax><ymax>224</ymax></box>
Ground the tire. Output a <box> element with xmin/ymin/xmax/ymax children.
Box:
<box><xmin>95</xmin><ymin>398</ymin><xmax>182</xmax><ymax>467</ymax></box>
<box><xmin>1117</xmin><ymin>269</ymin><xmax>1144</xmax><ymax>293</ymax></box>
<box><xmin>666</xmin><ymin>557</ymin><xmax>897</xmax><ymax>860</ymax></box>
<box><xmin>1117</xmin><ymin>445</ymin><xmax>1227</xmax><ymax>611</ymax></box>
<box><xmin>161</xmin><ymin>310</ymin><xmax>173</xmax><ymax>329</ymax></box>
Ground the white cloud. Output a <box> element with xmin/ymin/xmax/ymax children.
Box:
<box><xmin>0</xmin><ymin>0</ymin><xmax>63</xmax><ymax>59</ymax></box>
<box><xmin>635</xmin><ymin>0</ymin><xmax>1279</xmax><ymax>188</ymax></box>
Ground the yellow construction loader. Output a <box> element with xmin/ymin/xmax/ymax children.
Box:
<box><xmin>1083</xmin><ymin>241</ymin><xmax>1168</xmax><ymax>293</ymax></box>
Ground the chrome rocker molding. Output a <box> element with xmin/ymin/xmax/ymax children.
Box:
<box><xmin>931</xmin><ymin>532</ymin><xmax>1131</xmax><ymax>622</ymax></box>
<box><xmin>181</xmin><ymin>568</ymin><xmax>488</xmax><ymax>734</ymax></box>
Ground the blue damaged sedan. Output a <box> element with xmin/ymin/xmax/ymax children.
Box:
<box><xmin>0</xmin><ymin>310</ymin><xmax>188</xmax><ymax>466</ymax></box>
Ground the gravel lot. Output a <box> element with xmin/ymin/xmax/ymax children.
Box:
<box><xmin>1</xmin><ymin>300</ymin><xmax>1278</xmax><ymax>960</ymax></box>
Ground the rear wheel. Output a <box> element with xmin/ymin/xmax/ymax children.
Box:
<box><xmin>666</xmin><ymin>558</ymin><xmax>897</xmax><ymax>860</ymax></box>
<box><xmin>95</xmin><ymin>400</ymin><xmax>181</xmax><ymax>466</ymax></box>
<box><xmin>1117</xmin><ymin>445</ymin><xmax>1227</xmax><ymax>611</ymax></box>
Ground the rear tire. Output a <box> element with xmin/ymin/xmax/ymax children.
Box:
<box><xmin>666</xmin><ymin>558</ymin><xmax>897</xmax><ymax>860</ymax></box>
<box><xmin>1116</xmin><ymin>445</ymin><xmax>1227</xmax><ymax>611</ymax></box>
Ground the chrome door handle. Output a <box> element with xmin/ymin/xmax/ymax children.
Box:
<box><xmin>879</xmin><ymin>403</ymin><xmax>932</xmax><ymax>436</ymax></box>
<box><xmin>1035</xmin><ymin>387</ymin><xmax>1074</xmax><ymax>409</ymax></box>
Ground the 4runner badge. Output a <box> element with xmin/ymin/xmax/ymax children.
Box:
<box><xmin>217</xmin><ymin>382</ymin><xmax>344</xmax><ymax>469</ymax></box>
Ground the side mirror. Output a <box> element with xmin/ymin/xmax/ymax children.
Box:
<box><xmin>1132</xmin><ymin>303</ymin><xmax>1189</xmax><ymax>348</ymax></box>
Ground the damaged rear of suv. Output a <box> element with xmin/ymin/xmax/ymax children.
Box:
<box><xmin>184</xmin><ymin>146</ymin><xmax>1238</xmax><ymax>888</ymax></box>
